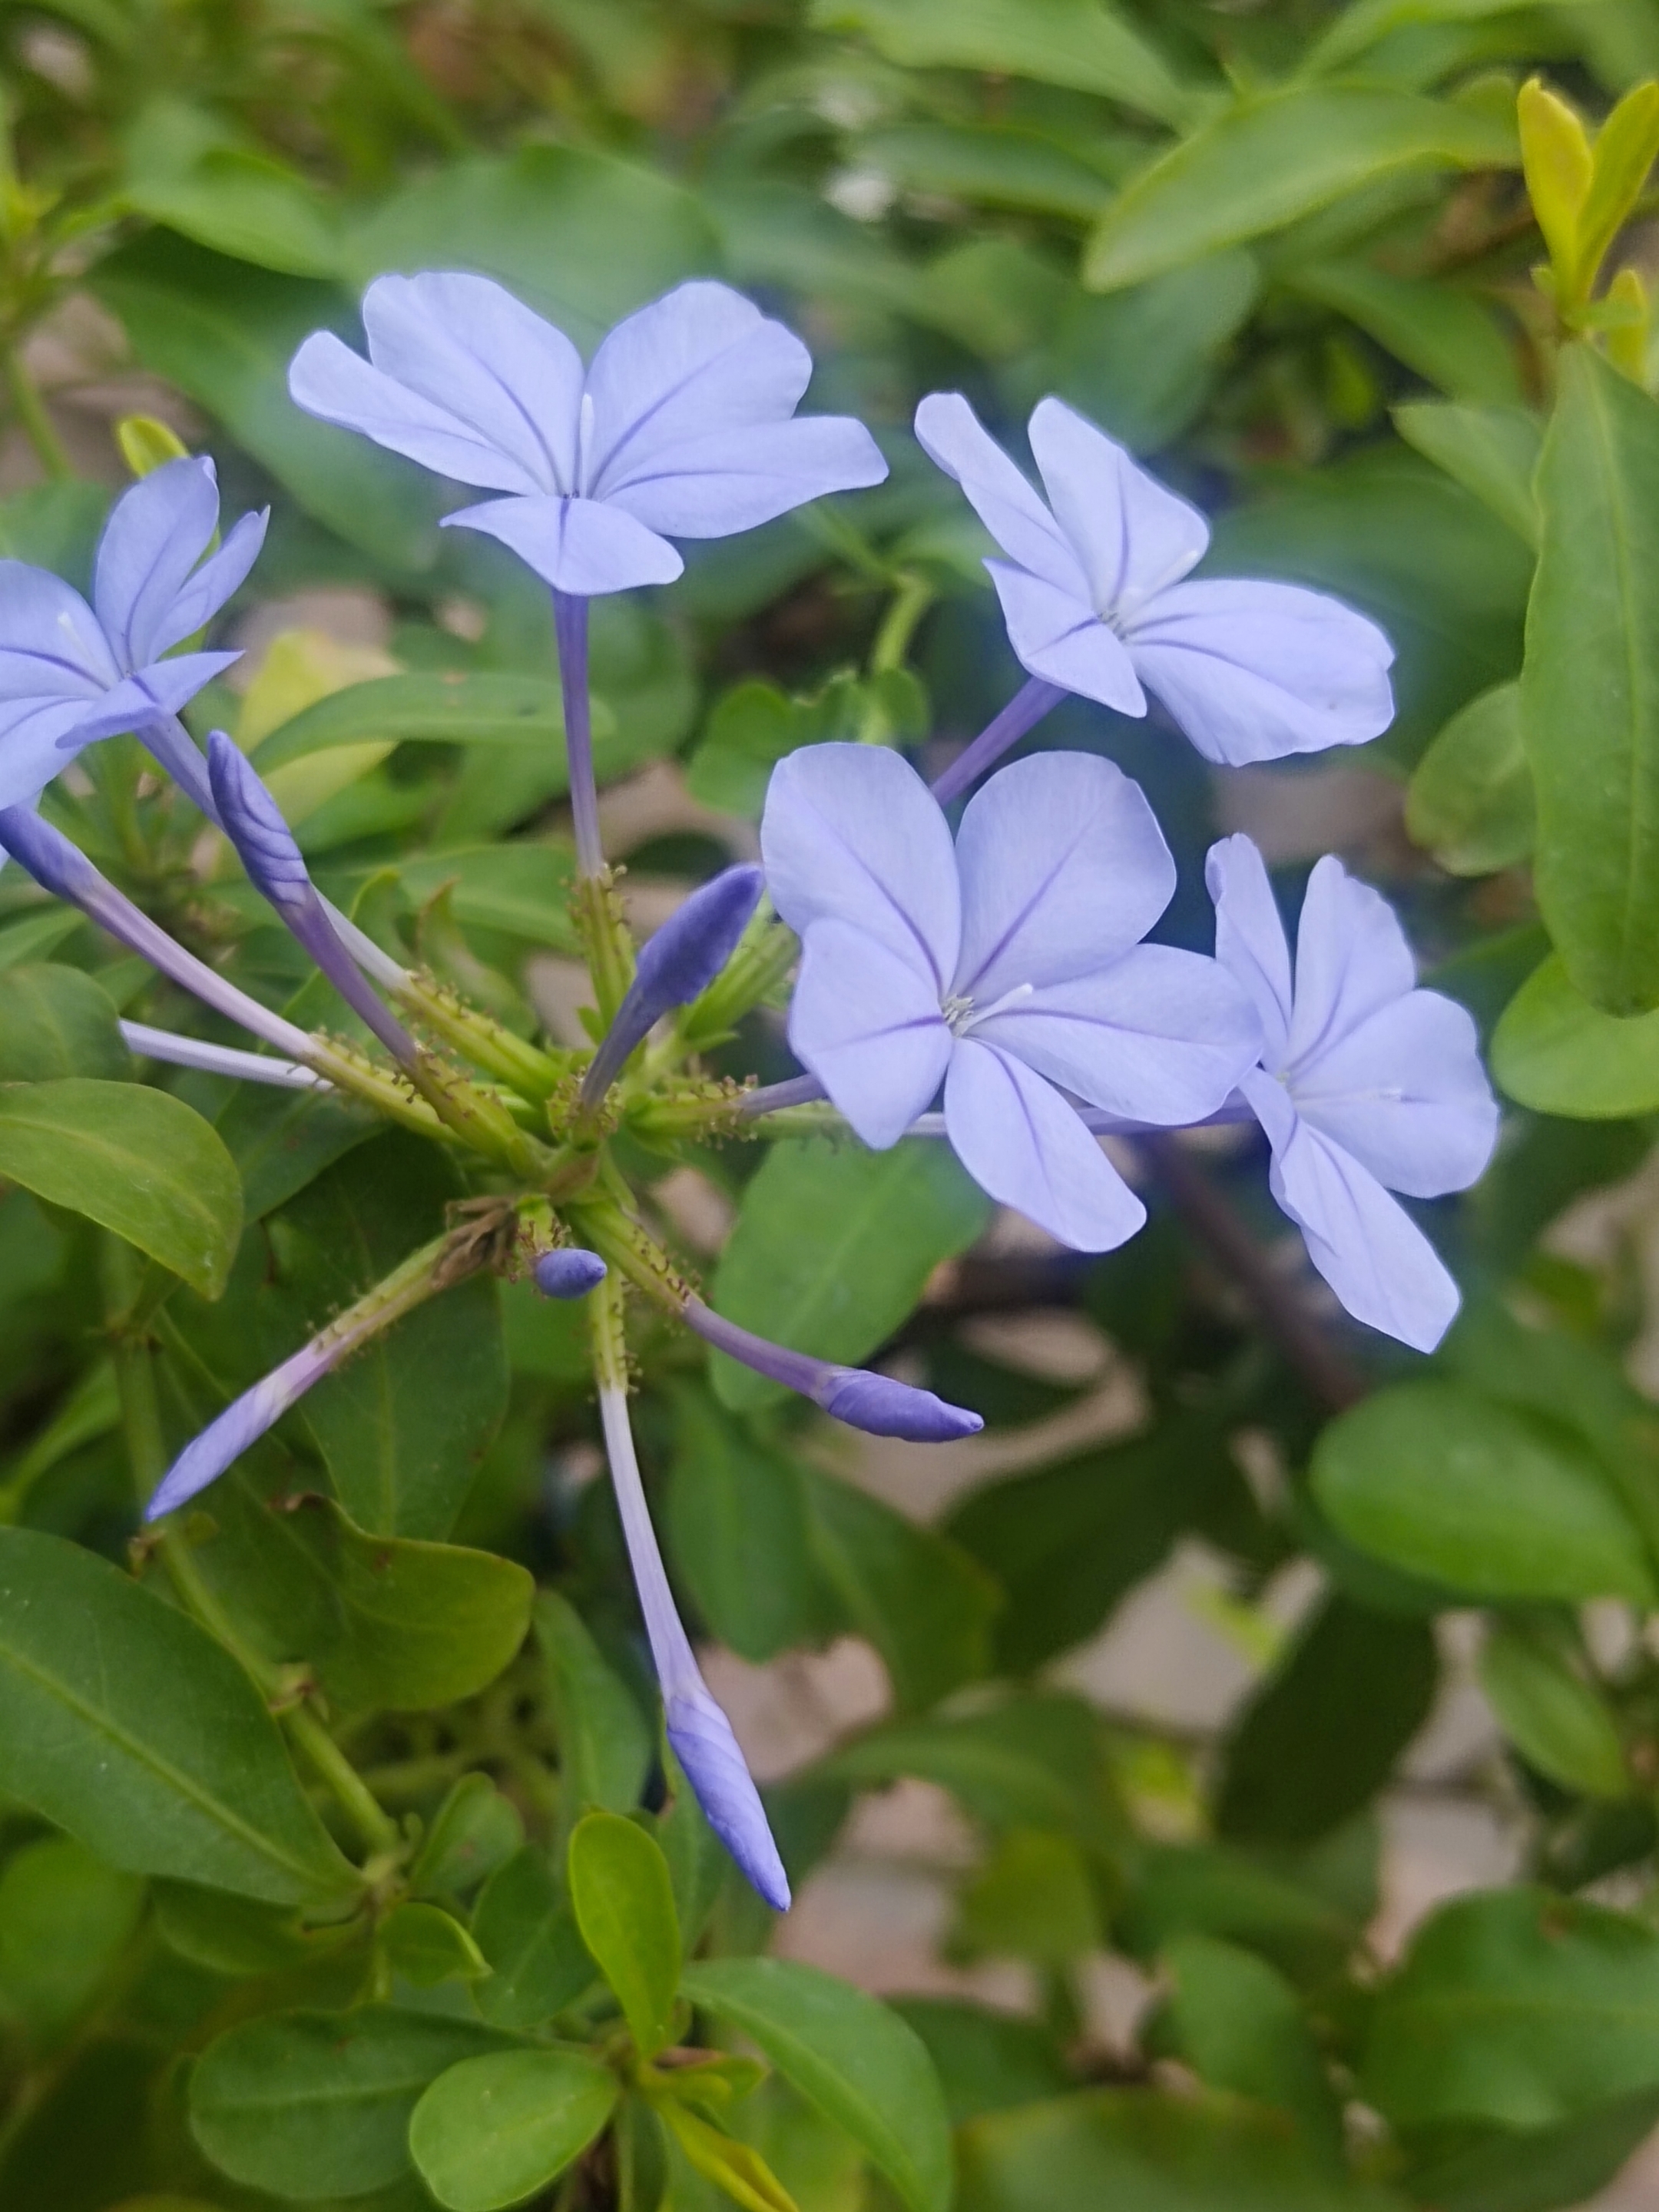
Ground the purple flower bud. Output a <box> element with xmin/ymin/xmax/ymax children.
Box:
<box><xmin>666</xmin><ymin>1685</ymin><xmax>790</xmax><ymax>1912</ymax></box>
<box><xmin>680</xmin><ymin>1296</ymin><xmax>982</xmax><ymax>1442</ymax></box>
<box><xmin>146</xmin><ymin>1339</ymin><xmax>333</xmax><ymax>1519</ymax></box>
<box><xmin>580</xmin><ymin>865</ymin><xmax>763</xmax><ymax>1108</ymax></box>
<box><xmin>534</xmin><ymin>1248</ymin><xmax>608</xmax><ymax>1299</ymax></box>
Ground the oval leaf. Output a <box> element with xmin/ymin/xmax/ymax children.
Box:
<box><xmin>1492</xmin><ymin>951</ymin><xmax>1659</xmax><ymax>1116</ymax></box>
<box><xmin>253</xmin><ymin>671</ymin><xmax>607</xmax><ymax>770</ymax></box>
<box><xmin>567</xmin><ymin>1810</ymin><xmax>681</xmax><ymax>2060</ymax></box>
<box><xmin>679</xmin><ymin>1957</ymin><xmax>952</xmax><ymax>2212</ymax></box>
<box><xmin>0</xmin><ymin>1079</ymin><xmax>241</xmax><ymax>1298</ymax></box>
<box><xmin>409</xmin><ymin>2050</ymin><xmax>618</xmax><ymax>2212</ymax></box>
<box><xmin>0</xmin><ymin>965</ymin><xmax>132</xmax><ymax>1082</ymax></box>
<box><xmin>1406</xmin><ymin>680</ymin><xmax>1535</xmax><ymax>877</ymax></box>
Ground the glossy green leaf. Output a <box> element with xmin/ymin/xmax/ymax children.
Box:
<box><xmin>1291</xmin><ymin>260</ymin><xmax>1522</xmax><ymax>405</ymax></box>
<box><xmin>1406</xmin><ymin>681</ymin><xmax>1534</xmax><ymax>876</ymax></box>
<box><xmin>409</xmin><ymin>2050</ymin><xmax>618</xmax><ymax>2212</ymax></box>
<box><xmin>1492</xmin><ymin>952</ymin><xmax>1659</xmax><ymax>1115</ymax></box>
<box><xmin>0</xmin><ymin>1528</ymin><xmax>358</xmax><ymax>1906</ymax></box>
<box><xmin>190</xmin><ymin>2008</ymin><xmax>512</xmax><ymax>2197</ymax></box>
<box><xmin>537</xmin><ymin>1591</ymin><xmax>653</xmax><ymax>1823</ymax></box>
<box><xmin>1084</xmin><ymin>88</ymin><xmax>1516</xmax><ymax>293</ymax></box>
<box><xmin>1524</xmin><ymin>343</ymin><xmax>1659</xmax><ymax>1014</ymax></box>
<box><xmin>253</xmin><ymin>671</ymin><xmax>608</xmax><ymax>768</ymax></box>
<box><xmin>379</xmin><ymin>1901</ymin><xmax>490</xmax><ymax>1987</ymax></box>
<box><xmin>1392</xmin><ymin>400</ymin><xmax>1541</xmax><ymax>547</ymax></box>
<box><xmin>1364</xmin><ymin>1889</ymin><xmax>1659</xmax><ymax>2129</ymax></box>
<box><xmin>680</xmin><ymin>1957</ymin><xmax>952</xmax><ymax>2212</ymax></box>
<box><xmin>409</xmin><ymin>1773</ymin><xmax>525</xmax><ymax>1899</ymax></box>
<box><xmin>472</xmin><ymin>1846</ymin><xmax>596</xmax><ymax>2030</ymax></box>
<box><xmin>567</xmin><ymin>1810</ymin><xmax>681</xmax><ymax>2059</ymax></box>
<box><xmin>0</xmin><ymin>1837</ymin><xmax>144</xmax><ymax>2046</ymax></box>
<box><xmin>1479</xmin><ymin>1626</ymin><xmax>1630</xmax><ymax>1800</ymax></box>
<box><xmin>809</xmin><ymin>0</ymin><xmax>1199</xmax><ymax>127</ymax></box>
<box><xmin>215</xmin><ymin>1083</ymin><xmax>382</xmax><ymax>1223</ymax></box>
<box><xmin>0</xmin><ymin>1079</ymin><xmax>240</xmax><ymax>1299</ymax></box>
<box><xmin>1152</xmin><ymin>1935</ymin><xmax>1341</xmax><ymax>2154</ymax></box>
<box><xmin>710</xmin><ymin>1137</ymin><xmax>991</xmax><ymax>1411</ymax></box>
<box><xmin>1311</xmin><ymin>1381</ymin><xmax>1655</xmax><ymax>1603</ymax></box>
<box><xmin>0</xmin><ymin>965</ymin><xmax>131</xmax><ymax>1081</ymax></box>
<box><xmin>124</xmin><ymin>153</ymin><xmax>339</xmax><ymax>278</ymax></box>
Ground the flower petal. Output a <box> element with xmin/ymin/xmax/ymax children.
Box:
<box><xmin>363</xmin><ymin>272</ymin><xmax>583</xmax><ymax>493</ymax></box>
<box><xmin>585</xmin><ymin>282</ymin><xmax>811</xmax><ymax>494</ymax></box>
<box><xmin>1250</xmin><ymin>1073</ymin><xmax>1461</xmax><ymax>1353</ymax></box>
<box><xmin>68</xmin><ymin>654</ymin><xmax>243</xmax><ymax>745</ymax></box>
<box><xmin>0</xmin><ymin>704</ymin><xmax>100</xmax><ymax>808</ymax></box>
<box><xmin>441</xmin><ymin>493</ymin><xmax>682</xmax><ymax>595</ymax></box>
<box><xmin>147</xmin><ymin>506</ymin><xmax>270</xmax><ymax>659</ymax></box>
<box><xmin>1205</xmin><ymin>833</ymin><xmax>1293</xmax><ymax>1067</ymax></box>
<box><xmin>914</xmin><ymin>392</ymin><xmax>1087</xmax><ymax>597</ymax></box>
<box><xmin>952</xmin><ymin>750</ymin><xmax>1174</xmax><ymax>1001</ymax></box>
<box><xmin>1027</xmin><ymin>396</ymin><xmax>1207</xmax><ymax>619</ymax></box>
<box><xmin>602</xmin><ymin>416</ymin><xmax>887</xmax><ymax>538</ymax></box>
<box><xmin>288</xmin><ymin>330</ymin><xmax>544</xmax><ymax>495</ymax></box>
<box><xmin>1296</xmin><ymin>988</ymin><xmax>1498</xmax><ymax>1197</ymax></box>
<box><xmin>944</xmin><ymin>1037</ymin><xmax>1144</xmax><ymax>1252</ymax></box>
<box><xmin>790</xmin><ymin>919</ymin><xmax>952</xmax><ymax>1148</ymax></box>
<box><xmin>1286</xmin><ymin>854</ymin><xmax>1416</xmax><ymax>1071</ymax></box>
<box><xmin>761</xmin><ymin>742</ymin><xmax>961</xmax><ymax>989</ymax></box>
<box><xmin>986</xmin><ymin>561</ymin><xmax>1144</xmax><ymax>713</ymax></box>
<box><xmin>0</xmin><ymin>564</ymin><xmax>115</xmax><ymax>688</ymax></box>
<box><xmin>93</xmin><ymin>459</ymin><xmax>220</xmax><ymax>671</ymax></box>
<box><xmin>1125</xmin><ymin>578</ymin><xmax>1396</xmax><ymax>766</ymax></box>
<box><xmin>974</xmin><ymin>945</ymin><xmax>1260</xmax><ymax>1121</ymax></box>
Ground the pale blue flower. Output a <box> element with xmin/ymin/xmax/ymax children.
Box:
<box><xmin>762</xmin><ymin>743</ymin><xmax>1260</xmax><ymax>1251</ymax></box>
<box><xmin>289</xmin><ymin>273</ymin><xmax>889</xmax><ymax>596</ymax></box>
<box><xmin>1207</xmin><ymin>833</ymin><xmax>1499</xmax><ymax>1351</ymax></box>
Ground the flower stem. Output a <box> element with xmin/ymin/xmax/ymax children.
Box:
<box><xmin>4</xmin><ymin>347</ymin><xmax>69</xmax><ymax>480</ymax></box>
<box><xmin>870</xmin><ymin>571</ymin><xmax>935</xmax><ymax>674</ymax></box>
<box><xmin>930</xmin><ymin>674</ymin><xmax>1066</xmax><ymax>804</ymax></box>
<box><xmin>552</xmin><ymin>589</ymin><xmax>603</xmax><ymax>878</ymax></box>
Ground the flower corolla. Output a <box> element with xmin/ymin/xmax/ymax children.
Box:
<box><xmin>915</xmin><ymin>392</ymin><xmax>1395</xmax><ymax>767</ymax></box>
<box><xmin>762</xmin><ymin>743</ymin><xmax>1259</xmax><ymax>1250</ymax></box>
<box><xmin>290</xmin><ymin>274</ymin><xmax>888</xmax><ymax>597</ymax></box>
<box><xmin>1207</xmin><ymin>833</ymin><xmax>1499</xmax><ymax>1351</ymax></box>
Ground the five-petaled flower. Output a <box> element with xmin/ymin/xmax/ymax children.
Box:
<box><xmin>916</xmin><ymin>392</ymin><xmax>1396</xmax><ymax>767</ymax></box>
<box><xmin>289</xmin><ymin>273</ymin><xmax>889</xmax><ymax>596</ymax></box>
<box><xmin>762</xmin><ymin>743</ymin><xmax>1260</xmax><ymax>1251</ymax></box>
<box><xmin>1207</xmin><ymin>833</ymin><xmax>1498</xmax><ymax>1351</ymax></box>
<box><xmin>0</xmin><ymin>456</ymin><xmax>267</xmax><ymax>812</ymax></box>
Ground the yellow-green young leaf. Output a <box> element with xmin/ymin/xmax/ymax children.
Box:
<box><xmin>1392</xmin><ymin>400</ymin><xmax>1540</xmax><ymax>546</ymax></box>
<box><xmin>1492</xmin><ymin>953</ymin><xmax>1659</xmax><ymax>1115</ymax></box>
<box><xmin>1523</xmin><ymin>344</ymin><xmax>1659</xmax><ymax>1013</ymax></box>
<box><xmin>410</xmin><ymin>2051</ymin><xmax>618</xmax><ymax>2212</ymax></box>
<box><xmin>0</xmin><ymin>1081</ymin><xmax>240</xmax><ymax>1299</ymax></box>
<box><xmin>568</xmin><ymin>1812</ymin><xmax>682</xmax><ymax>2059</ymax></box>
<box><xmin>1480</xmin><ymin>1628</ymin><xmax>1630</xmax><ymax>1799</ymax></box>
<box><xmin>114</xmin><ymin>413</ymin><xmax>190</xmax><ymax>476</ymax></box>
<box><xmin>659</xmin><ymin>2099</ymin><xmax>801</xmax><ymax>2212</ymax></box>
<box><xmin>1575</xmin><ymin>81</ymin><xmax>1659</xmax><ymax>301</ymax></box>
<box><xmin>1084</xmin><ymin>87</ymin><xmax>1517</xmax><ymax>293</ymax></box>
<box><xmin>1406</xmin><ymin>681</ymin><xmax>1535</xmax><ymax>876</ymax></box>
<box><xmin>379</xmin><ymin>1902</ymin><xmax>490</xmax><ymax>1988</ymax></box>
<box><xmin>1518</xmin><ymin>78</ymin><xmax>1593</xmax><ymax>288</ymax></box>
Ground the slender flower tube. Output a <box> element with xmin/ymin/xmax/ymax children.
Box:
<box><xmin>580</xmin><ymin>864</ymin><xmax>765</xmax><ymax>1108</ymax></box>
<box><xmin>553</xmin><ymin>591</ymin><xmax>604</xmax><ymax>879</ymax></box>
<box><xmin>121</xmin><ymin>1022</ymin><xmax>328</xmax><ymax>1090</ymax></box>
<box><xmin>207</xmin><ymin>730</ymin><xmax>421</xmax><ymax>1068</ymax></box>
<box><xmin>591</xmin><ymin>1282</ymin><xmax>790</xmax><ymax>1909</ymax></box>
<box><xmin>680</xmin><ymin>1297</ymin><xmax>982</xmax><ymax>1442</ymax></box>
<box><xmin>931</xmin><ymin>675</ymin><xmax>1065</xmax><ymax>806</ymax></box>
<box><xmin>534</xmin><ymin>1249</ymin><xmax>608</xmax><ymax>1299</ymax></box>
<box><xmin>145</xmin><ymin>1233</ymin><xmax>454</xmax><ymax>1518</ymax></box>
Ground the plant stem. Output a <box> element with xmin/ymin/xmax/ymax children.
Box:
<box><xmin>552</xmin><ymin>589</ymin><xmax>604</xmax><ymax>878</ymax></box>
<box><xmin>870</xmin><ymin>570</ymin><xmax>935</xmax><ymax>673</ymax></box>
<box><xmin>4</xmin><ymin>347</ymin><xmax>68</xmax><ymax>480</ymax></box>
<box><xmin>930</xmin><ymin>674</ymin><xmax>1066</xmax><ymax>805</ymax></box>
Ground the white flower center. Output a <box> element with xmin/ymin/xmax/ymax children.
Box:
<box><xmin>943</xmin><ymin>981</ymin><xmax>1035</xmax><ymax>1036</ymax></box>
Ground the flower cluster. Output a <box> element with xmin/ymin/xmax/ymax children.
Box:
<box><xmin>0</xmin><ymin>270</ymin><xmax>1498</xmax><ymax>1909</ymax></box>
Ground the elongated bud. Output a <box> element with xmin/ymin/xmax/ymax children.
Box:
<box><xmin>534</xmin><ymin>1249</ymin><xmax>608</xmax><ymax>1299</ymax></box>
<box><xmin>207</xmin><ymin>731</ymin><xmax>419</xmax><ymax>1067</ymax></box>
<box><xmin>680</xmin><ymin>1296</ymin><xmax>982</xmax><ymax>1442</ymax></box>
<box><xmin>581</xmin><ymin>865</ymin><xmax>764</xmax><ymax>1108</ymax></box>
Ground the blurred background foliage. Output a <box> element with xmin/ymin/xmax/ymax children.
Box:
<box><xmin>8</xmin><ymin>0</ymin><xmax>1659</xmax><ymax>2207</ymax></box>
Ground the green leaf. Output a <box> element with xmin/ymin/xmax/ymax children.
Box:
<box><xmin>392</xmin><ymin>843</ymin><xmax>578</xmax><ymax>952</ymax></box>
<box><xmin>856</xmin><ymin>121</ymin><xmax>1122</xmax><ymax>221</ymax></box>
<box><xmin>215</xmin><ymin>1083</ymin><xmax>382</xmax><ymax>1223</ymax></box>
<box><xmin>680</xmin><ymin>1957</ymin><xmax>952</xmax><ymax>2212</ymax></box>
<box><xmin>1311</xmin><ymin>1381</ymin><xmax>1656</xmax><ymax>1603</ymax></box>
<box><xmin>1363</xmin><ymin>1889</ymin><xmax>1659</xmax><ymax>2130</ymax></box>
<box><xmin>1524</xmin><ymin>343</ymin><xmax>1659</xmax><ymax>1014</ymax></box>
<box><xmin>379</xmin><ymin>1901</ymin><xmax>490</xmax><ymax>1987</ymax></box>
<box><xmin>710</xmin><ymin>1137</ymin><xmax>991</xmax><ymax>1411</ymax></box>
<box><xmin>0</xmin><ymin>965</ymin><xmax>131</xmax><ymax>1081</ymax></box>
<box><xmin>472</xmin><ymin>1846</ymin><xmax>596</xmax><ymax>2030</ymax></box>
<box><xmin>1290</xmin><ymin>260</ymin><xmax>1522</xmax><ymax>405</ymax></box>
<box><xmin>1116</xmin><ymin>1839</ymin><xmax>1364</xmax><ymax>1987</ymax></box>
<box><xmin>807</xmin><ymin>0</ymin><xmax>1200</xmax><ymax>128</ymax></box>
<box><xmin>0</xmin><ymin>1528</ymin><xmax>358</xmax><ymax>1907</ymax></box>
<box><xmin>953</xmin><ymin>1827</ymin><xmax>1100</xmax><ymax>1966</ymax></box>
<box><xmin>888</xmin><ymin>2000</ymin><xmax>1069</xmax><ymax>2128</ymax></box>
<box><xmin>0</xmin><ymin>1836</ymin><xmax>144</xmax><ymax>2047</ymax></box>
<box><xmin>0</xmin><ymin>1079</ymin><xmax>240</xmax><ymax>1299</ymax></box>
<box><xmin>0</xmin><ymin>478</ymin><xmax>108</xmax><ymax>580</ymax></box>
<box><xmin>567</xmin><ymin>1810</ymin><xmax>681</xmax><ymax>2060</ymax></box>
<box><xmin>537</xmin><ymin>1591</ymin><xmax>653</xmax><ymax>1823</ymax></box>
<box><xmin>0</xmin><ymin>908</ymin><xmax>84</xmax><ymax>972</ymax></box>
<box><xmin>253</xmin><ymin>671</ymin><xmax>609</xmax><ymax>769</ymax></box>
<box><xmin>1406</xmin><ymin>681</ymin><xmax>1534</xmax><ymax>876</ymax></box>
<box><xmin>657</xmin><ymin>2099</ymin><xmax>802</xmax><ymax>2212</ymax></box>
<box><xmin>152</xmin><ymin>1877</ymin><xmax>356</xmax><ymax>1978</ymax></box>
<box><xmin>1479</xmin><ymin>1625</ymin><xmax>1630</xmax><ymax>1800</ymax></box>
<box><xmin>124</xmin><ymin>152</ymin><xmax>340</xmax><ymax>278</ymax></box>
<box><xmin>1400</xmin><ymin>2088</ymin><xmax>1659</xmax><ymax>2212</ymax></box>
<box><xmin>409</xmin><ymin>1774</ymin><xmax>525</xmax><ymax>1900</ymax></box>
<box><xmin>1492</xmin><ymin>952</ymin><xmax>1659</xmax><ymax>1115</ymax></box>
<box><xmin>190</xmin><ymin>2008</ymin><xmax>513</xmax><ymax>2197</ymax></box>
<box><xmin>409</xmin><ymin>2050</ymin><xmax>618</xmax><ymax>2212</ymax></box>
<box><xmin>1152</xmin><ymin>1935</ymin><xmax>1341</xmax><ymax>2155</ymax></box>
<box><xmin>1084</xmin><ymin>88</ymin><xmax>1516</xmax><ymax>293</ymax></box>
<box><xmin>1392</xmin><ymin>400</ymin><xmax>1541</xmax><ymax>547</ymax></box>
<box><xmin>1047</xmin><ymin>253</ymin><xmax>1260</xmax><ymax>452</ymax></box>
<box><xmin>1216</xmin><ymin>1598</ymin><xmax>1439</xmax><ymax>1846</ymax></box>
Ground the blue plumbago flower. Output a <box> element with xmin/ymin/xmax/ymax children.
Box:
<box><xmin>581</xmin><ymin>863</ymin><xmax>764</xmax><ymax>1108</ymax></box>
<box><xmin>596</xmin><ymin>1378</ymin><xmax>790</xmax><ymax>1911</ymax></box>
<box><xmin>680</xmin><ymin>1296</ymin><xmax>982</xmax><ymax>1442</ymax></box>
<box><xmin>533</xmin><ymin>1249</ymin><xmax>608</xmax><ymax>1300</ymax></box>
<box><xmin>762</xmin><ymin>744</ymin><xmax>1260</xmax><ymax>1251</ymax></box>
<box><xmin>915</xmin><ymin>393</ymin><xmax>1395</xmax><ymax>773</ymax></box>
<box><xmin>1207</xmin><ymin>833</ymin><xmax>1499</xmax><ymax>1352</ymax></box>
<box><xmin>288</xmin><ymin>274</ymin><xmax>888</xmax><ymax>598</ymax></box>
<box><xmin>0</xmin><ymin>457</ymin><xmax>266</xmax><ymax>810</ymax></box>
